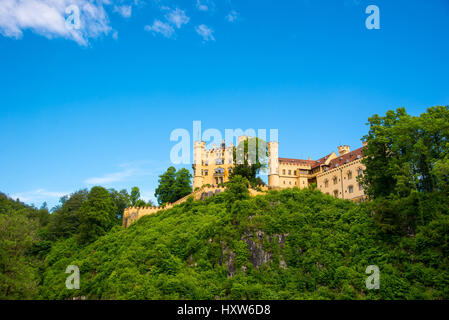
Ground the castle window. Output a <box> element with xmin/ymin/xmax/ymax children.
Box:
<box><xmin>324</xmin><ymin>179</ymin><xmax>329</xmax><ymax>188</ymax></box>
<box><xmin>201</xmin><ymin>169</ymin><xmax>203</xmax><ymax>175</ymax></box>
<box><xmin>289</xmin><ymin>181</ymin><xmax>291</xmax><ymax>185</ymax></box>
<box><xmin>228</xmin><ymin>168</ymin><xmax>232</xmax><ymax>174</ymax></box>
<box><xmin>333</xmin><ymin>176</ymin><xmax>338</xmax><ymax>185</ymax></box>
<box><xmin>288</xmin><ymin>170</ymin><xmax>291</xmax><ymax>175</ymax></box>
<box><xmin>205</xmin><ymin>170</ymin><xmax>208</xmax><ymax>176</ymax></box>
<box><xmin>294</xmin><ymin>171</ymin><xmax>297</xmax><ymax>175</ymax></box>
<box><xmin>333</xmin><ymin>190</ymin><xmax>339</xmax><ymax>197</ymax></box>
<box><xmin>283</xmin><ymin>181</ymin><xmax>286</xmax><ymax>184</ymax></box>
<box><xmin>347</xmin><ymin>171</ymin><xmax>352</xmax><ymax>180</ymax></box>
<box><xmin>283</xmin><ymin>169</ymin><xmax>286</xmax><ymax>175</ymax></box>
<box><xmin>348</xmin><ymin>185</ymin><xmax>354</xmax><ymax>193</ymax></box>
<box><xmin>215</xmin><ymin>167</ymin><xmax>224</xmax><ymax>174</ymax></box>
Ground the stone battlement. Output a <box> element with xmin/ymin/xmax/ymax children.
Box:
<box><xmin>122</xmin><ymin>184</ymin><xmax>269</xmax><ymax>228</ymax></box>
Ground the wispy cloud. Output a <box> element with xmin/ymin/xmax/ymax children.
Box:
<box><xmin>0</xmin><ymin>1</ymin><xmax>228</xmax><ymax>44</ymax></box>
<box><xmin>145</xmin><ymin>7</ymin><xmax>189</xmax><ymax>39</ymax></box>
<box><xmin>0</xmin><ymin>0</ymin><xmax>120</xmax><ymax>46</ymax></box>
<box><xmin>165</xmin><ymin>8</ymin><xmax>189</xmax><ymax>28</ymax></box>
<box><xmin>195</xmin><ymin>24</ymin><xmax>215</xmax><ymax>42</ymax></box>
<box><xmin>84</xmin><ymin>168</ymin><xmax>137</xmax><ymax>185</ymax></box>
<box><xmin>196</xmin><ymin>0</ymin><xmax>214</xmax><ymax>12</ymax></box>
<box><xmin>144</xmin><ymin>20</ymin><xmax>175</xmax><ymax>38</ymax></box>
<box><xmin>10</xmin><ymin>189</ymin><xmax>69</xmax><ymax>203</ymax></box>
<box><xmin>84</xmin><ymin>160</ymin><xmax>161</xmax><ymax>185</ymax></box>
<box><xmin>225</xmin><ymin>10</ymin><xmax>239</xmax><ymax>22</ymax></box>
<box><xmin>114</xmin><ymin>5</ymin><xmax>132</xmax><ymax>18</ymax></box>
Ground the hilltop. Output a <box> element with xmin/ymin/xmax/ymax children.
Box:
<box><xmin>39</xmin><ymin>186</ymin><xmax>449</xmax><ymax>299</ymax></box>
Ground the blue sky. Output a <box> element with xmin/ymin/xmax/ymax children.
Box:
<box><xmin>1</xmin><ymin>0</ymin><xmax>448</xmax><ymax>208</ymax></box>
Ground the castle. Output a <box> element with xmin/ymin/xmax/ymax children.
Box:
<box><xmin>123</xmin><ymin>136</ymin><xmax>366</xmax><ymax>228</ymax></box>
<box><xmin>192</xmin><ymin>136</ymin><xmax>366</xmax><ymax>201</ymax></box>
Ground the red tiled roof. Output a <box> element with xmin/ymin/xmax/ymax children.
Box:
<box><xmin>326</xmin><ymin>147</ymin><xmax>364</xmax><ymax>169</ymax></box>
<box><xmin>310</xmin><ymin>153</ymin><xmax>334</xmax><ymax>169</ymax></box>
<box><xmin>278</xmin><ymin>157</ymin><xmax>317</xmax><ymax>167</ymax></box>
<box><xmin>278</xmin><ymin>148</ymin><xmax>365</xmax><ymax>171</ymax></box>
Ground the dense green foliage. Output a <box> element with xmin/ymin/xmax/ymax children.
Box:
<box><xmin>361</xmin><ymin>106</ymin><xmax>449</xmax><ymax>198</ymax></box>
<box><xmin>38</xmin><ymin>186</ymin><xmax>449</xmax><ymax>299</ymax></box>
<box><xmin>154</xmin><ymin>166</ymin><xmax>192</xmax><ymax>205</ymax></box>
<box><xmin>0</xmin><ymin>186</ymin><xmax>146</xmax><ymax>299</ymax></box>
<box><xmin>0</xmin><ymin>194</ymin><xmax>49</xmax><ymax>299</ymax></box>
<box><xmin>361</xmin><ymin>106</ymin><xmax>449</xmax><ymax>237</ymax></box>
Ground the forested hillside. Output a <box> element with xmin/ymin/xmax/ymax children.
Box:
<box><xmin>39</xmin><ymin>186</ymin><xmax>449</xmax><ymax>299</ymax></box>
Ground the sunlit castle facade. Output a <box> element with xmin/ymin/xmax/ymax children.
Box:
<box><xmin>192</xmin><ymin>136</ymin><xmax>367</xmax><ymax>201</ymax></box>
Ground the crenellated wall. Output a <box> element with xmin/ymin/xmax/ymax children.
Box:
<box><xmin>122</xmin><ymin>185</ymin><xmax>269</xmax><ymax>228</ymax></box>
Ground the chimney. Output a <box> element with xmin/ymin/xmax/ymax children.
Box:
<box><xmin>337</xmin><ymin>145</ymin><xmax>350</xmax><ymax>156</ymax></box>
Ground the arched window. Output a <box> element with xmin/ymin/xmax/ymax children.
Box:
<box><xmin>333</xmin><ymin>176</ymin><xmax>338</xmax><ymax>185</ymax></box>
<box><xmin>324</xmin><ymin>179</ymin><xmax>329</xmax><ymax>188</ymax></box>
<box><xmin>347</xmin><ymin>171</ymin><xmax>352</xmax><ymax>180</ymax></box>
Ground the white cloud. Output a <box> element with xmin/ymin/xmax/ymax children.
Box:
<box><xmin>10</xmin><ymin>189</ymin><xmax>69</xmax><ymax>203</ymax></box>
<box><xmin>196</xmin><ymin>0</ymin><xmax>213</xmax><ymax>11</ymax></box>
<box><xmin>84</xmin><ymin>160</ymin><xmax>160</xmax><ymax>185</ymax></box>
<box><xmin>225</xmin><ymin>10</ymin><xmax>238</xmax><ymax>22</ymax></box>
<box><xmin>0</xmin><ymin>0</ymin><xmax>116</xmax><ymax>46</ymax></box>
<box><xmin>114</xmin><ymin>5</ymin><xmax>132</xmax><ymax>18</ymax></box>
<box><xmin>195</xmin><ymin>24</ymin><xmax>215</xmax><ymax>41</ymax></box>
<box><xmin>144</xmin><ymin>19</ymin><xmax>175</xmax><ymax>38</ymax></box>
<box><xmin>84</xmin><ymin>168</ymin><xmax>136</xmax><ymax>184</ymax></box>
<box><xmin>164</xmin><ymin>8</ymin><xmax>189</xmax><ymax>28</ymax></box>
<box><xmin>145</xmin><ymin>7</ymin><xmax>189</xmax><ymax>39</ymax></box>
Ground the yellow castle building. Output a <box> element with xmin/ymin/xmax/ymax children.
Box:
<box><xmin>123</xmin><ymin>136</ymin><xmax>367</xmax><ymax>228</ymax></box>
<box><xmin>192</xmin><ymin>136</ymin><xmax>367</xmax><ymax>201</ymax></box>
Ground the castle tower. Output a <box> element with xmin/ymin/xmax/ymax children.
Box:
<box><xmin>337</xmin><ymin>145</ymin><xmax>351</xmax><ymax>156</ymax></box>
<box><xmin>268</xmin><ymin>141</ymin><xmax>279</xmax><ymax>188</ymax></box>
<box><xmin>193</xmin><ymin>141</ymin><xmax>205</xmax><ymax>190</ymax></box>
